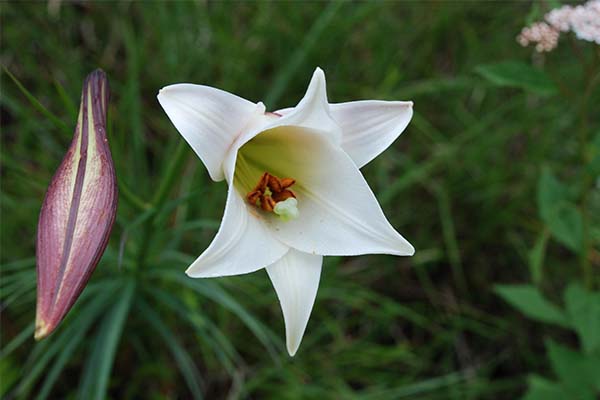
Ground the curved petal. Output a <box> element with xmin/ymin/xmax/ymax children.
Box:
<box><xmin>275</xmin><ymin>67</ymin><xmax>342</xmax><ymax>144</ymax></box>
<box><xmin>266</xmin><ymin>249</ymin><xmax>322</xmax><ymax>356</ymax></box>
<box><xmin>331</xmin><ymin>100</ymin><xmax>413</xmax><ymax>168</ymax></box>
<box><xmin>157</xmin><ymin>84</ymin><xmax>263</xmax><ymax>181</ymax></box>
<box><xmin>186</xmin><ymin>183</ymin><xmax>289</xmax><ymax>278</ymax></box>
<box><xmin>240</xmin><ymin>126</ymin><xmax>414</xmax><ymax>256</ymax></box>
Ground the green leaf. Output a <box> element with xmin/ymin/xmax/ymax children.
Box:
<box><xmin>546</xmin><ymin>340</ymin><xmax>600</xmax><ymax>395</ymax></box>
<box><xmin>549</xmin><ymin>205</ymin><xmax>584</xmax><ymax>253</ymax></box>
<box><xmin>144</xmin><ymin>286</ymin><xmax>239</xmax><ymax>374</ymax></box>
<box><xmin>263</xmin><ymin>0</ymin><xmax>344</xmax><ymax>106</ymax></box>
<box><xmin>537</xmin><ymin>168</ymin><xmax>584</xmax><ymax>253</ymax></box>
<box><xmin>537</xmin><ymin>167</ymin><xmax>569</xmax><ymax>219</ymax></box>
<box><xmin>528</xmin><ymin>229</ymin><xmax>550</xmax><ymax>285</ymax></box>
<box><xmin>0</xmin><ymin>322</ymin><xmax>34</xmax><ymax>359</ymax></box>
<box><xmin>495</xmin><ymin>285</ymin><xmax>568</xmax><ymax>327</ymax></box>
<box><xmin>16</xmin><ymin>282</ymin><xmax>119</xmax><ymax>398</ymax></box>
<box><xmin>588</xmin><ymin>132</ymin><xmax>600</xmax><ymax>176</ymax></box>
<box><xmin>564</xmin><ymin>284</ymin><xmax>600</xmax><ymax>354</ymax></box>
<box><xmin>154</xmin><ymin>270</ymin><xmax>280</xmax><ymax>358</ymax></box>
<box><xmin>475</xmin><ymin>61</ymin><xmax>557</xmax><ymax>95</ymax></box>
<box><xmin>78</xmin><ymin>280</ymin><xmax>135</xmax><ymax>400</ymax></box>
<box><xmin>521</xmin><ymin>375</ymin><xmax>567</xmax><ymax>400</ymax></box>
<box><xmin>136</xmin><ymin>298</ymin><xmax>204</xmax><ymax>400</ymax></box>
<box><xmin>0</xmin><ymin>357</ymin><xmax>20</xmax><ymax>397</ymax></box>
<box><xmin>2</xmin><ymin>66</ymin><xmax>70</xmax><ymax>134</ymax></box>
<box><xmin>36</xmin><ymin>319</ymin><xmax>92</xmax><ymax>400</ymax></box>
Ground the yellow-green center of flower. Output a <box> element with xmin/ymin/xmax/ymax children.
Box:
<box><xmin>234</xmin><ymin>127</ymin><xmax>305</xmax><ymax>221</ymax></box>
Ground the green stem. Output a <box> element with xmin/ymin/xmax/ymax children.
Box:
<box><xmin>3</xmin><ymin>66</ymin><xmax>70</xmax><ymax>134</ymax></box>
<box><xmin>578</xmin><ymin>49</ymin><xmax>599</xmax><ymax>290</ymax></box>
<box><xmin>152</xmin><ymin>140</ymin><xmax>189</xmax><ymax>206</ymax></box>
<box><xmin>118</xmin><ymin>177</ymin><xmax>151</xmax><ymax>212</ymax></box>
<box><xmin>135</xmin><ymin>139</ymin><xmax>189</xmax><ymax>270</ymax></box>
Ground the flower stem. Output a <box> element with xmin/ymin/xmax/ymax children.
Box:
<box><xmin>152</xmin><ymin>140</ymin><xmax>189</xmax><ymax>206</ymax></box>
<box><xmin>135</xmin><ymin>139</ymin><xmax>189</xmax><ymax>270</ymax></box>
<box><xmin>578</xmin><ymin>48</ymin><xmax>599</xmax><ymax>290</ymax></box>
<box><xmin>118</xmin><ymin>177</ymin><xmax>150</xmax><ymax>212</ymax></box>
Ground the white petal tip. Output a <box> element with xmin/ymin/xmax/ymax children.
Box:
<box><xmin>386</xmin><ymin>237</ymin><xmax>415</xmax><ymax>256</ymax></box>
<box><xmin>390</xmin><ymin>100</ymin><xmax>413</xmax><ymax>109</ymax></box>
<box><xmin>398</xmin><ymin>240</ymin><xmax>415</xmax><ymax>256</ymax></box>
<box><xmin>311</xmin><ymin>67</ymin><xmax>326</xmax><ymax>84</ymax></box>
<box><xmin>157</xmin><ymin>85</ymin><xmax>174</xmax><ymax>97</ymax></box>
<box><xmin>185</xmin><ymin>263</ymin><xmax>210</xmax><ymax>278</ymax></box>
<box><xmin>286</xmin><ymin>340</ymin><xmax>300</xmax><ymax>357</ymax></box>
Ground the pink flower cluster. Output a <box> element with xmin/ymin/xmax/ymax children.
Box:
<box><xmin>518</xmin><ymin>0</ymin><xmax>600</xmax><ymax>52</ymax></box>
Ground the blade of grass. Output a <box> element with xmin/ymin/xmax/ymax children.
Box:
<box><xmin>433</xmin><ymin>183</ymin><xmax>467</xmax><ymax>294</ymax></box>
<box><xmin>153</xmin><ymin>270</ymin><xmax>279</xmax><ymax>359</ymax></box>
<box><xmin>263</xmin><ymin>1</ymin><xmax>344</xmax><ymax>107</ymax></box>
<box><xmin>52</xmin><ymin>78</ymin><xmax>77</xmax><ymax>119</ymax></box>
<box><xmin>2</xmin><ymin>66</ymin><xmax>69</xmax><ymax>134</ymax></box>
<box><xmin>0</xmin><ymin>322</ymin><xmax>34</xmax><ymax>359</ymax></box>
<box><xmin>136</xmin><ymin>297</ymin><xmax>205</xmax><ymax>399</ymax></box>
<box><xmin>0</xmin><ymin>257</ymin><xmax>36</xmax><ymax>272</ymax></box>
<box><xmin>78</xmin><ymin>279</ymin><xmax>135</xmax><ymax>400</ymax></box>
<box><xmin>143</xmin><ymin>285</ymin><xmax>239</xmax><ymax>373</ymax></box>
<box><xmin>15</xmin><ymin>282</ymin><xmax>119</xmax><ymax>398</ymax></box>
<box><xmin>35</xmin><ymin>296</ymin><xmax>111</xmax><ymax>400</ymax></box>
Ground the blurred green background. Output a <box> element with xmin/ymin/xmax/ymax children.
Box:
<box><xmin>1</xmin><ymin>1</ymin><xmax>599</xmax><ymax>399</ymax></box>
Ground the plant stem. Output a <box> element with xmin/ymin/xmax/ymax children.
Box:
<box><xmin>578</xmin><ymin>48</ymin><xmax>599</xmax><ymax>290</ymax></box>
<box><xmin>118</xmin><ymin>177</ymin><xmax>151</xmax><ymax>212</ymax></box>
<box><xmin>135</xmin><ymin>139</ymin><xmax>190</xmax><ymax>270</ymax></box>
<box><xmin>152</xmin><ymin>140</ymin><xmax>189</xmax><ymax>206</ymax></box>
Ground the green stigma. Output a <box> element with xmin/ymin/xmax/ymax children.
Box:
<box><xmin>273</xmin><ymin>198</ymin><xmax>299</xmax><ymax>221</ymax></box>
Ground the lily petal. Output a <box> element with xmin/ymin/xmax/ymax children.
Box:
<box><xmin>266</xmin><ymin>249</ymin><xmax>322</xmax><ymax>356</ymax></box>
<box><xmin>331</xmin><ymin>100</ymin><xmax>413</xmax><ymax>168</ymax></box>
<box><xmin>157</xmin><ymin>84</ymin><xmax>262</xmax><ymax>181</ymax></box>
<box><xmin>186</xmin><ymin>185</ymin><xmax>289</xmax><ymax>277</ymax></box>
<box><xmin>241</xmin><ymin>126</ymin><xmax>414</xmax><ymax>256</ymax></box>
<box><xmin>276</xmin><ymin>67</ymin><xmax>342</xmax><ymax>144</ymax></box>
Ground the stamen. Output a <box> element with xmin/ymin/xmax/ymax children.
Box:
<box><xmin>280</xmin><ymin>178</ymin><xmax>295</xmax><ymax>189</ymax></box>
<box><xmin>246</xmin><ymin>172</ymin><xmax>298</xmax><ymax>220</ymax></box>
<box><xmin>272</xmin><ymin>189</ymin><xmax>295</xmax><ymax>202</ymax></box>
<box><xmin>261</xmin><ymin>195</ymin><xmax>276</xmax><ymax>212</ymax></box>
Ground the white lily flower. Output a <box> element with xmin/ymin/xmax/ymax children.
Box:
<box><xmin>157</xmin><ymin>68</ymin><xmax>414</xmax><ymax>356</ymax></box>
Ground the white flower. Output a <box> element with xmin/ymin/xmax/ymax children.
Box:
<box><xmin>157</xmin><ymin>68</ymin><xmax>414</xmax><ymax>356</ymax></box>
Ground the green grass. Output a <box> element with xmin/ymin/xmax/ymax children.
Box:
<box><xmin>1</xmin><ymin>2</ymin><xmax>599</xmax><ymax>399</ymax></box>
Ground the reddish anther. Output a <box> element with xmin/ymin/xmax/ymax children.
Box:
<box><xmin>246</xmin><ymin>172</ymin><xmax>296</xmax><ymax>213</ymax></box>
<box><xmin>272</xmin><ymin>189</ymin><xmax>296</xmax><ymax>202</ymax></box>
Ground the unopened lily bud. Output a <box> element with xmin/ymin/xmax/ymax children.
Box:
<box><xmin>35</xmin><ymin>69</ymin><xmax>117</xmax><ymax>340</ymax></box>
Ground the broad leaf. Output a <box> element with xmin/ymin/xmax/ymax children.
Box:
<box><xmin>476</xmin><ymin>61</ymin><xmax>557</xmax><ymax>95</ymax></box>
<box><xmin>528</xmin><ymin>229</ymin><xmax>549</xmax><ymax>284</ymax></box>
<box><xmin>564</xmin><ymin>284</ymin><xmax>600</xmax><ymax>354</ymax></box>
<box><xmin>546</xmin><ymin>340</ymin><xmax>600</xmax><ymax>394</ymax></box>
<box><xmin>495</xmin><ymin>285</ymin><xmax>568</xmax><ymax>327</ymax></box>
<box><xmin>521</xmin><ymin>375</ymin><xmax>567</xmax><ymax>400</ymax></box>
<box><xmin>537</xmin><ymin>168</ymin><xmax>584</xmax><ymax>253</ymax></box>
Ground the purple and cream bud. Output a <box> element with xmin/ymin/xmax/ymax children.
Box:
<box><xmin>35</xmin><ymin>69</ymin><xmax>117</xmax><ymax>340</ymax></box>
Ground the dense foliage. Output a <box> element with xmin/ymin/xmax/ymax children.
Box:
<box><xmin>1</xmin><ymin>2</ymin><xmax>599</xmax><ymax>399</ymax></box>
